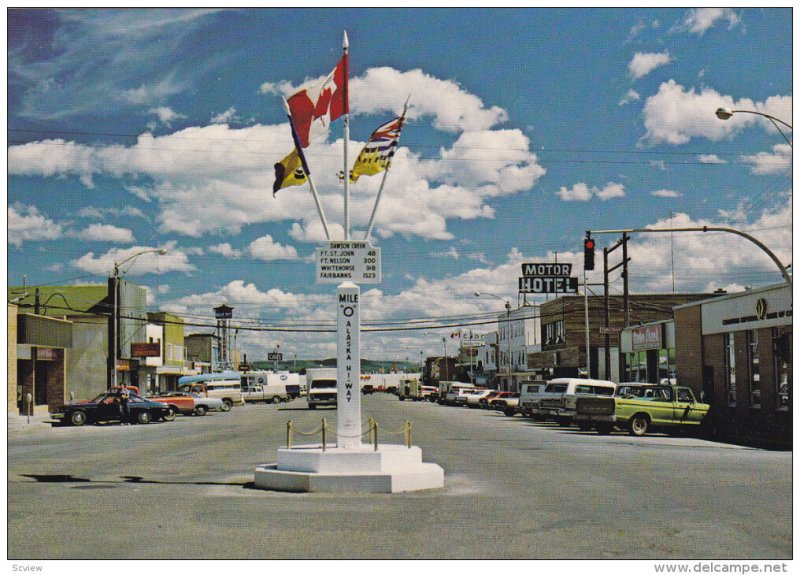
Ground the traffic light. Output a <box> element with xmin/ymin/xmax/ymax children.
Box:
<box><xmin>584</xmin><ymin>235</ymin><xmax>595</xmax><ymax>271</ymax></box>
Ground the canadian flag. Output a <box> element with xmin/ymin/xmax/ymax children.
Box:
<box><xmin>287</xmin><ymin>55</ymin><xmax>348</xmax><ymax>148</ymax></box>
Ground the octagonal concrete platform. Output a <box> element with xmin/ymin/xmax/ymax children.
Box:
<box><xmin>254</xmin><ymin>444</ymin><xmax>445</xmax><ymax>493</ymax></box>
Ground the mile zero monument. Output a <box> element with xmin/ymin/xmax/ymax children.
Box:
<box><xmin>254</xmin><ymin>31</ymin><xmax>444</xmax><ymax>492</ymax></box>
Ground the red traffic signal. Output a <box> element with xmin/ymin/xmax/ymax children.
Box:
<box><xmin>584</xmin><ymin>237</ymin><xmax>595</xmax><ymax>270</ymax></box>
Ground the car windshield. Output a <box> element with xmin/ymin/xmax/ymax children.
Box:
<box><xmin>311</xmin><ymin>379</ymin><xmax>337</xmax><ymax>389</ymax></box>
<box><xmin>545</xmin><ymin>384</ymin><xmax>568</xmax><ymax>393</ymax></box>
<box><xmin>189</xmin><ymin>392</ymin><xmax>202</xmax><ymax>398</ymax></box>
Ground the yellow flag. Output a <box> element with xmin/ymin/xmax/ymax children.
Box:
<box><xmin>273</xmin><ymin>149</ymin><xmax>308</xmax><ymax>196</ymax></box>
<box><xmin>350</xmin><ymin>116</ymin><xmax>404</xmax><ymax>183</ymax></box>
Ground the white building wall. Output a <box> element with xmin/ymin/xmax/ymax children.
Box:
<box><xmin>144</xmin><ymin>324</ymin><xmax>164</xmax><ymax>367</ymax></box>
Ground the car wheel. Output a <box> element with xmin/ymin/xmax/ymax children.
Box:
<box><xmin>70</xmin><ymin>410</ymin><xmax>87</xmax><ymax>427</ymax></box>
<box><xmin>162</xmin><ymin>407</ymin><xmax>177</xmax><ymax>422</ymax></box>
<box><xmin>596</xmin><ymin>423</ymin><xmax>613</xmax><ymax>435</ymax></box>
<box><xmin>221</xmin><ymin>400</ymin><xmax>232</xmax><ymax>412</ymax></box>
<box><xmin>194</xmin><ymin>405</ymin><xmax>208</xmax><ymax>416</ymax></box>
<box><xmin>137</xmin><ymin>411</ymin><xmax>152</xmax><ymax>425</ymax></box>
<box><xmin>577</xmin><ymin>422</ymin><xmax>593</xmax><ymax>431</ymax></box>
<box><xmin>272</xmin><ymin>396</ymin><xmax>281</xmax><ymax>405</ymax></box>
<box><xmin>629</xmin><ymin>415</ymin><xmax>649</xmax><ymax>436</ymax></box>
<box><xmin>504</xmin><ymin>408</ymin><xmax>516</xmax><ymax>417</ymax></box>
<box><xmin>309</xmin><ymin>404</ymin><xmax>317</xmax><ymax>410</ymax></box>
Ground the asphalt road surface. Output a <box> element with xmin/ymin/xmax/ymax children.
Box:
<box><xmin>7</xmin><ymin>393</ymin><xmax>792</xmax><ymax>559</ymax></box>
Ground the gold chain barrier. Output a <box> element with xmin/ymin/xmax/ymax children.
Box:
<box><xmin>286</xmin><ymin>418</ymin><xmax>412</xmax><ymax>451</ymax></box>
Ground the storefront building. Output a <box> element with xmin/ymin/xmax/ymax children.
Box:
<box><xmin>530</xmin><ymin>294</ymin><xmax>712</xmax><ymax>382</ymax></box>
<box><xmin>620</xmin><ymin>320</ymin><xmax>676</xmax><ymax>385</ymax></box>
<box><xmin>674</xmin><ymin>283</ymin><xmax>791</xmax><ymax>446</ymax></box>
<box><xmin>12</xmin><ymin>309</ymin><xmax>73</xmax><ymax>415</ymax></box>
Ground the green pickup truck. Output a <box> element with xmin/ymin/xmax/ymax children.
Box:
<box><xmin>575</xmin><ymin>384</ymin><xmax>710</xmax><ymax>436</ymax></box>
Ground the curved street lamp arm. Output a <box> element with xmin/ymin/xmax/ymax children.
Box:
<box><xmin>729</xmin><ymin>109</ymin><xmax>793</xmax><ymax>147</ymax></box>
<box><xmin>590</xmin><ymin>226</ymin><xmax>792</xmax><ymax>288</ymax></box>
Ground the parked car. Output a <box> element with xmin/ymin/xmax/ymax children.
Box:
<box><xmin>420</xmin><ymin>386</ymin><xmax>438</xmax><ymax>400</ymax></box>
<box><xmin>534</xmin><ymin>378</ymin><xmax>617</xmax><ymax>426</ymax></box>
<box><xmin>477</xmin><ymin>390</ymin><xmax>503</xmax><ymax>409</ymax></box>
<box><xmin>464</xmin><ymin>388</ymin><xmax>493</xmax><ymax>408</ymax></box>
<box><xmin>493</xmin><ymin>393</ymin><xmax>521</xmax><ymax>416</ymax></box>
<box><xmin>50</xmin><ymin>391</ymin><xmax>172</xmax><ymax>426</ymax></box>
<box><xmin>148</xmin><ymin>391</ymin><xmax>226</xmax><ymax>417</ymax></box>
<box><xmin>518</xmin><ymin>381</ymin><xmax>548</xmax><ymax>418</ymax></box>
<box><xmin>177</xmin><ymin>372</ymin><xmax>243</xmax><ymax>410</ymax></box>
<box><xmin>444</xmin><ymin>385</ymin><xmax>478</xmax><ymax>406</ymax></box>
<box><xmin>575</xmin><ymin>385</ymin><xmax>710</xmax><ymax>436</ymax></box>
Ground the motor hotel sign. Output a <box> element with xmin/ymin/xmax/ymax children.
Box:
<box><xmin>316</xmin><ymin>241</ymin><xmax>381</xmax><ymax>284</ymax></box>
<box><xmin>519</xmin><ymin>262</ymin><xmax>578</xmax><ymax>294</ymax></box>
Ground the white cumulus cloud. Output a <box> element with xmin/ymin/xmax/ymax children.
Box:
<box><xmin>629</xmin><ymin>52</ymin><xmax>671</xmax><ymax>79</ymax></box>
<box><xmin>246</xmin><ymin>235</ymin><xmax>298</xmax><ymax>261</ymax></box>
<box><xmin>8</xmin><ymin>204</ymin><xmax>63</xmax><ymax>247</ymax></box>
<box><xmin>641</xmin><ymin>80</ymin><xmax>792</xmax><ymax>145</ymax></box>
<box><xmin>72</xmin><ymin>223</ymin><xmax>136</xmax><ymax>243</ymax></box>
<box><xmin>672</xmin><ymin>8</ymin><xmax>741</xmax><ymax>36</ymax></box>
<box><xmin>557</xmin><ymin>182</ymin><xmax>625</xmax><ymax>202</ymax></box>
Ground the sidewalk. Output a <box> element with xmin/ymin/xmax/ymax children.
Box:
<box><xmin>7</xmin><ymin>412</ymin><xmax>53</xmax><ymax>434</ymax></box>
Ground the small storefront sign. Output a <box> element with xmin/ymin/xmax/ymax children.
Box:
<box><xmin>632</xmin><ymin>325</ymin><xmax>661</xmax><ymax>351</ymax></box>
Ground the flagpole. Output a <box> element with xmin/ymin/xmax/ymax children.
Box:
<box><xmin>364</xmin><ymin>96</ymin><xmax>409</xmax><ymax>242</ymax></box>
<box><xmin>342</xmin><ymin>31</ymin><xmax>350</xmax><ymax>240</ymax></box>
<box><xmin>282</xmin><ymin>97</ymin><xmax>331</xmax><ymax>241</ymax></box>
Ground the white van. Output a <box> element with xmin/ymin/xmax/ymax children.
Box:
<box><xmin>534</xmin><ymin>378</ymin><xmax>617</xmax><ymax>424</ymax></box>
<box><xmin>241</xmin><ymin>371</ymin><xmax>302</xmax><ymax>404</ymax></box>
<box><xmin>306</xmin><ymin>368</ymin><xmax>337</xmax><ymax>409</ymax></box>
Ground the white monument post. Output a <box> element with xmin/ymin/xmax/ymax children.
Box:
<box><xmin>253</xmin><ymin>31</ymin><xmax>443</xmax><ymax>493</ymax></box>
<box><xmin>336</xmin><ymin>282</ymin><xmax>361</xmax><ymax>449</ymax></box>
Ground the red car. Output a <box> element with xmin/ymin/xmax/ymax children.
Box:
<box><xmin>148</xmin><ymin>391</ymin><xmax>199</xmax><ymax>419</ymax></box>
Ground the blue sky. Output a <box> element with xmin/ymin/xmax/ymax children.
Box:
<box><xmin>7</xmin><ymin>8</ymin><xmax>793</xmax><ymax>360</ymax></box>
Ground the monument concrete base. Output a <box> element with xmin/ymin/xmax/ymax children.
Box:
<box><xmin>254</xmin><ymin>444</ymin><xmax>445</xmax><ymax>493</ymax></box>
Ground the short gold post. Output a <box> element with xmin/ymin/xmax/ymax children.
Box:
<box><xmin>373</xmin><ymin>421</ymin><xmax>379</xmax><ymax>451</ymax></box>
<box><xmin>321</xmin><ymin>418</ymin><xmax>327</xmax><ymax>452</ymax></box>
<box><xmin>406</xmin><ymin>420</ymin><xmax>412</xmax><ymax>448</ymax></box>
<box><xmin>368</xmin><ymin>417</ymin><xmax>375</xmax><ymax>445</ymax></box>
<box><xmin>287</xmin><ymin>420</ymin><xmax>293</xmax><ymax>449</ymax></box>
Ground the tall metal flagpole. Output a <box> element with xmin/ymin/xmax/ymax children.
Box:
<box><xmin>281</xmin><ymin>97</ymin><xmax>331</xmax><ymax>241</ymax></box>
<box><xmin>364</xmin><ymin>96</ymin><xmax>410</xmax><ymax>242</ymax></box>
<box><xmin>342</xmin><ymin>31</ymin><xmax>350</xmax><ymax>240</ymax></box>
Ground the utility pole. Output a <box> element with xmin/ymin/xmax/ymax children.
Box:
<box><xmin>603</xmin><ymin>235</ymin><xmax>631</xmax><ymax>380</ymax></box>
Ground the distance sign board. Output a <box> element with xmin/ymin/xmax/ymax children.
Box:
<box><xmin>316</xmin><ymin>241</ymin><xmax>381</xmax><ymax>284</ymax></box>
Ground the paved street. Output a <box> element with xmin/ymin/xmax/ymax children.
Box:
<box><xmin>8</xmin><ymin>393</ymin><xmax>791</xmax><ymax>560</ymax></box>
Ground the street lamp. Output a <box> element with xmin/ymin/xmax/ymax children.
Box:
<box><xmin>715</xmin><ymin>107</ymin><xmax>793</xmax><ymax>147</ymax></box>
<box><xmin>475</xmin><ymin>292</ymin><xmax>512</xmax><ymax>391</ymax></box>
<box><xmin>111</xmin><ymin>248</ymin><xmax>167</xmax><ymax>388</ymax></box>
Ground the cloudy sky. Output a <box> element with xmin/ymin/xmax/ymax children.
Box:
<box><xmin>7</xmin><ymin>8</ymin><xmax>793</xmax><ymax>360</ymax></box>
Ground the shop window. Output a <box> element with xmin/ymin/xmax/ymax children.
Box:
<box><xmin>724</xmin><ymin>333</ymin><xmax>736</xmax><ymax>406</ymax></box>
<box><xmin>748</xmin><ymin>330</ymin><xmax>760</xmax><ymax>408</ymax></box>
<box><xmin>773</xmin><ymin>329</ymin><xmax>791</xmax><ymax>411</ymax></box>
<box><xmin>658</xmin><ymin>348</ymin><xmax>676</xmax><ymax>383</ymax></box>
